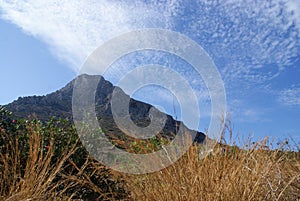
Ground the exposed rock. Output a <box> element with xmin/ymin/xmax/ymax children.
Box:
<box><xmin>5</xmin><ymin>74</ymin><xmax>205</xmax><ymax>143</ymax></box>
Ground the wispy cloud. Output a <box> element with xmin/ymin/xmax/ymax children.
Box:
<box><xmin>211</xmin><ymin>0</ymin><xmax>300</xmax><ymax>85</ymax></box>
<box><xmin>228</xmin><ymin>98</ymin><xmax>271</xmax><ymax>123</ymax></box>
<box><xmin>1</xmin><ymin>0</ymin><xmax>299</xmax><ymax>130</ymax></box>
<box><xmin>0</xmin><ymin>0</ymin><xmax>174</xmax><ymax>71</ymax></box>
<box><xmin>278</xmin><ymin>86</ymin><xmax>300</xmax><ymax>107</ymax></box>
<box><xmin>286</xmin><ymin>0</ymin><xmax>300</xmax><ymax>35</ymax></box>
<box><xmin>1</xmin><ymin>0</ymin><xmax>299</xmax><ymax>82</ymax></box>
<box><xmin>0</xmin><ymin>1</ymin><xmax>128</xmax><ymax>69</ymax></box>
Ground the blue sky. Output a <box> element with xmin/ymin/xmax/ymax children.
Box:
<box><xmin>0</xmin><ymin>0</ymin><xmax>299</xmax><ymax>144</ymax></box>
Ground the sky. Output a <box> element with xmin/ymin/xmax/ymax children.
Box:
<box><xmin>0</xmin><ymin>0</ymin><xmax>299</xmax><ymax>145</ymax></box>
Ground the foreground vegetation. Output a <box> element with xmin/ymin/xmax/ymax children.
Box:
<box><xmin>0</xmin><ymin>106</ymin><xmax>299</xmax><ymax>200</ymax></box>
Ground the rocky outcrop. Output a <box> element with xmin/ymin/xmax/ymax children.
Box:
<box><xmin>5</xmin><ymin>74</ymin><xmax>205</xmax><ymax>143</ymax></box>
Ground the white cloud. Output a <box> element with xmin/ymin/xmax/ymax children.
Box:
<box><xmin>227</xmin><ymin>98</ymin><xmax>271</xmax><ymax>123</ymax></box>
<box><xmin>1</xmin><ymin>0</ymin><xmax>299</xmax><ymax>129</ymax></box>
<box><xmin>168</xmin><ymin>0</ymin><xmax>300</xmax><ymax>87</ymax></box>
<box><xmin>278</xmin><ymin>87</ymin><xmax>300</xmax><ymax>107</ymax></box>
<box><xmin>286</xmin><ymin>0</ymin><xmax>300</xmax><ymax>35</ymax></box>
<box><xmin>0</xmin><ymin>0</ymin><xmax>174</xmax><ymax>71</ymax></box>
<box><xmin>1</xmin><ymin>0</ymin><xmax>299</xmax><ymax>85</ymax></box>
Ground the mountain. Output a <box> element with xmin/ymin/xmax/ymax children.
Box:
<box><xmin>4</xmin><ymin>74</ymin><xmax>205</xmax><ymax>143</ymax></box>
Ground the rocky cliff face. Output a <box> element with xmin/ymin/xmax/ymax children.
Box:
<box><xmin>5</xmin><ymin>74</ymin><xmax>205</xmax><ymax>143</ymax></box>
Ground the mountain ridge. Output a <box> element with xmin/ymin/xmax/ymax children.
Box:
<box><xmin>4</xmin><ymin>74</ymin><xmax>205</xmax><ymax>143</ymax></box>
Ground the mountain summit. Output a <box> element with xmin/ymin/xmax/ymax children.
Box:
<box><xmin>5</xmin><ymin>74</ymin><xmax>205</xmax><ymax>143</ymax></box>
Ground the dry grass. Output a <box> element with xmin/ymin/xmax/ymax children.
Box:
<box><xmin>0</xmin><ymin>122</ymin><xmax>83</xmax><ymax>200</ymax></box>
<box><xmin>124</xmin><ymin>141</ymin><xmax>300</xmax><ymax>201</ymax></box>
<box><xmin>0</xmin><ymin>123</ymin><xmax>128</xmax><ymax>201</ymax></box>
<box><xmin>0</xmin><ymin>120</ymin><xmax>299</xmax><ymax>200</ymax></box>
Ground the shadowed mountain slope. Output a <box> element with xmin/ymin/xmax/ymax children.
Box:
<box><xmin>5</xmin><ymin>74</ymin><xmax>205</xmax><ymax>143</ymax></box>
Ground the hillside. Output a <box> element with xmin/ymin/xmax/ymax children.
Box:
<box><xmin>4</xmin><ymin>74</ymin><xmax>205</xmax><ymax>143</ymax></box>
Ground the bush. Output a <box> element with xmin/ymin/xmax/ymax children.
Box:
<box><xmin>0</xmin><ymin>106</ymin><xmax>128</xmax><ymax>200</ymax></box>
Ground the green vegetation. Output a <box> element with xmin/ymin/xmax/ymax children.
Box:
<box><xmin>0</xmin><ymin>106</ymin><xmax>128</xmax><ymax>200</ymax></box>
<box><xmin>0</xmin><ymin>106</ymin><xmax>299</xmax><ymax>200</ymax></box>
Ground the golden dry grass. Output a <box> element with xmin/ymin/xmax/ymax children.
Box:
<box><xmin>0</xmin><ymin>123</ymin><xmax>80</xmax><ymax>200</ymax></box>
<box><xmin>124</xmin><ymin>142</ymin><xmax>300</xmax><ymax>201</ymax></box>
<box><xmin>0</xmin><ymin>123</ymin><xmax>128</xmax><ymax>201</ymax></box>
<box><xmin>0</xmin><ymin>121</ymin><xmax>299</xmax><ymax>201</ymax></box>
